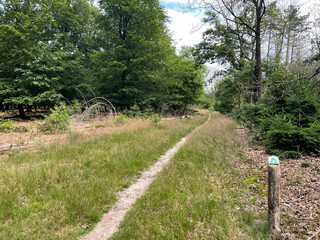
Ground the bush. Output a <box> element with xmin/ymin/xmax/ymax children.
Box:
<box><xmin>302</xmin><ymin>122</ymin><xmax>320</xmax><ymax>154</ymax></box>
<box><xmin>115</xmin><ymin>115</ymin><xmax>127</xmax><ymax>124</ymax></box>
<box><xmin>39</xmin><ymin>104</ymin><xmax>72</xmax><ymax>133</ymax></box>
<box><xmin>0</xmin><ymin>119</ymin><xmax>14</xmax><ymax>131</ymax></box>
<box><xmin>233</xmin><ymin>104</ymin><xmax>263</xmax><ymax>130</ymax></box>
<box><xmin>69</xmin><ymin>99</ymin><xmax>83</xmax><ymax>114</ymax></box>
<box><xmin>148</xmin><ymin>114</ymin><xmax>162</xmax><ymax>126</ymax></box>
<box><xmin>272</xmin><ymin>150</ymin><xmax>302</xmax><ymax>159</ymax></box>
<box><xmin>264</xmin><ymin>119</ymin><xmax>303</xmax><ymax>153</ymax></box>
<box><xmin>123</xmin><ymin>104</ymin><xmax>141</xmax><ymax>118</ymax></box>
<box><xmin>123</xmin><ymin>104</ymin><xmax>157</xmax><ymax>119</ymax></box>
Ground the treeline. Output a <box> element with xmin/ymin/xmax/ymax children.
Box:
<box><xmin>195</xmin><ymin>0</ymin><xmax>320</xmax><ymax>158</ymax></box>
<box><xmin>0</xmin><ymin>0</ymin><xmax>206</xmax><ymax>118</ymax></box>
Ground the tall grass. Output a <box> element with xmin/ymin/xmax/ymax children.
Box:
<box><xmin>0</xmin><ymin>115</ymin><xmax>207</xmax><ymax>239</ymax></box>
<box><xmin>111</xmin><ymin>113</ymin><xmax>270</xmax><ymax>240</ymax></box>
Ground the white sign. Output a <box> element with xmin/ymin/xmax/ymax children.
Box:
<box><xmin>268</xmin><ymin>156</ymin><xmax>279</xmax><ymax>165</ymax></box>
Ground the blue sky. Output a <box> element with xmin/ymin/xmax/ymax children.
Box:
<box><xmin>159</xmin><ymin>0</ymin><xmax>204</xmax><ymax>49</ymax></box>
<box><xmin>160</xmin><ymin>1</ymin><xmax>188</xmax><ymax>10</ymax></box>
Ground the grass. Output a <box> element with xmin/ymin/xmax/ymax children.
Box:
<box><xmin>110</xmin><ymin>113</ymin><xmax>270</xmax><ymax>240</ymax></box>
<box><xmin>0</xmin><ymin>114</ymin><xmax>207</xmax><ymax>239</ymax></box>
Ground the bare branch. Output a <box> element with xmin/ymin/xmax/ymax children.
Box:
<box><xmin>220</xmin><ymin>0</ymin><xmax>256</xmax><ymax>33</ymax></box>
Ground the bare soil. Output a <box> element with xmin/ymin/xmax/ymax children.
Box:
<box><xmin>234</xmin><ymin>127</ymin><xmax>320</xmax><ymax>240</ymax></box>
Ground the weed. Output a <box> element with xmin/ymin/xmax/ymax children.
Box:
<box><xmin>147</xmin><ymin>114</ymin><xmax>162</xmax><ymax>126</ymax></box>
<box><xmin>115</xmin><ymin>115</ymin><xmax>128</xmax><ymax>124</ymax></box>
<box><xmin>70</xmin><ymin>99</ymin><xmax>83</xmax><ymax>114</ymax></box>
<box><xmin>13</xmin><ymin>125</ymin><xmax>30</xmax><ymax>133</ymax></box>
<box><xmin>0</xmin><ymin>119</ymin><xmax>14</xmax><ymax>131</ymax></box>
<box><xmin>311</xmin><ymin>161</ymin><xmax>319</xmax><ymax>170</ymax></box>
<box><xmin>291</xmin><ymin>176</ymin><xmax>302</xmax><ymax>184</ymax></box>
<box><xmin>38</xmin><ymin>103</ymin><xmax>72</xmax><ymax>133</ymax></box>
<box><xmin>301</xmin><ymin>160</ymin><xmax>310</xmax><ymax>168</ymax></box>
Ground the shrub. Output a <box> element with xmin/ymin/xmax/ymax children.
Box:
<box><xmin>123</xmin><ymin>104</ymin><xmax>141</xmax><ymax>118</ymax></box>
<box><xmin>115</xmin><ymin>115</ymin><xmax>127</xmax><ymax>124</ymax></box>
<box><xmin>233</xmin><ymin>104</ymin><xmax>263</xmax><ymax>130</ymax></box>
<box><xmin>0</xmin><ymin>119</ymin><xmax>15</xmax><ymax>131</ymax></box>
<box><xmin>70</xmin><ymin>99</ymin><xmax>83</xmax><ymax>114</ymax></box>
<box><xmin>39</xmin><ymin>104</ymin><xmax>72</xmax><ymax>133</ymax></box>
<box><xmin>148</xmin><ymin>114</ymin><xmax>162</xmax><ymax>126</ymax></box>
<box><xmin>302</xmin><ymin>122</ymin><xmax>320</xmax><ymax>154</ymax></box>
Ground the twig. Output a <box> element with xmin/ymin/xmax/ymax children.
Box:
<box><xmin>307</xmin><ymin>228</ymin><xmax>320</xmax><ymax>240</ymax></box>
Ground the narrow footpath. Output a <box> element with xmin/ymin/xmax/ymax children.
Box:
<box><xmin>80</xmin><ymin>115</ymin><xmax>210</xmax><ymax>240</ymax></box>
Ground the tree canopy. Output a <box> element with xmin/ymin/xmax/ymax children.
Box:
<box><xmin>0</xmin><ymin>0</ymin><xmax>206</xmax><ymax>117</ymax></box>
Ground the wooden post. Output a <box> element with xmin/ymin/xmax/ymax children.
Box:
<box><xmin>268</xmin><ymin>156</ymin><xmax>281</xmax><ymax>234</ymax></box>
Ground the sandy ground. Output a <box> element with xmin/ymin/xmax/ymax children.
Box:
<box><xmin>0</xmin><ymin>116</ymin><xmax>146</xmax><ymax>156</ymax></box>
<box><xmin>80</xmin><ymin>115</ymin><xmax>211</xmax><ymax>240</ymax></box>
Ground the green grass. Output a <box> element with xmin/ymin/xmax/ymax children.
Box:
<box><xmin>111</xmin><ymin>113</ymin><xmax>270</xmax><ymax>240</ymax></box>
<box><xmin>0</xmin><ymin>115</ymin><xmax>207</xmax><ymax>239</ymax></box>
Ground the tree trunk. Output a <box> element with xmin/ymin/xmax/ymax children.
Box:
<box><xmin>290</xmin><ymin>37</ymin><xmax>295</xmax><ymax>68</ymax></box>
<box><xmin>121</xmin><ymin>69</ymin><xmax>127</xmax><ymax>89</ymax></box>
<box><xmin>0</xmin><ymin>103</ymin><xmax>4</xmax><ymax>112</ymax></box>
<box><xmin>266</xmin><ymin>30</ymin><xmax>272</xmax><ymax>63</ymax></box>
<box><xmin>254</xmin><ymin>5</ymin><xmax>263</xmax><ymax>101</ymax></box>
<box><xmin>27</xmin><ymin>105</ymin><xmax>32</xmax><ymax>112</ymax></box>
<box><xmin>182</xmin><ymin>103</ymin><xmax>187</xmax><ymax>116</ymax></box>
<box><xmin>285</xmin><ymin>29</ymin><xmax>291</xmax><ymax>68</ymax></box>
<box><xmin>276</xmin><ymin>27</ymin><xmax>286</xmax><ymax>60</ymax></box>
<box><xmin>18</xmin><ymin>104</ymin><xmax>28</xmax><ymax>119</ymax></box>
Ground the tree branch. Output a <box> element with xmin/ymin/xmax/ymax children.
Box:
<box><xmin>220</xmin><ymin>0</ymin><xmax>256</xmax><ymax>33</ymax></box>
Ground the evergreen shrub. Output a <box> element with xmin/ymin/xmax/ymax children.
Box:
<box><xmin>233</xmin><ymin>68</ymin><xmax>319</xmax><ymax>158</ymax></box>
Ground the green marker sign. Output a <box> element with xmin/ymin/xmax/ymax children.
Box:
<box><xmin>268</xmin><ymin>156</ymin><xmax>279</xmax><ymax>165</ymax></box>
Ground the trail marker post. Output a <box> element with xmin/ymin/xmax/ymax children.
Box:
<box><xmin>268</xmin><ymin>155</ymin><xmax>281</xmax><ymax>234</ymax></box>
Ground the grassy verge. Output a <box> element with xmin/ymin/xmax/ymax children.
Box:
<box><xmin>111</xmin><ymin>113</ymin><xmax>270</xmax><ymax>240</ymax></box>
<box><xmin>0</xmin><ymin>115</ymin><xmax>207</xmax><ymax>240</ymax></box>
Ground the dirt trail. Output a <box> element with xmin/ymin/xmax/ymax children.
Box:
<box><xmin>80</xmin><ymin>115</ymin><xmax>211</xmax><ymax>240</ymax></box>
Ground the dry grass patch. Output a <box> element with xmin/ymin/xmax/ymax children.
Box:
<box><xmin>0</xmin><ymin>114</ymin><xmax>207</xmax><ymax>239</ymax></box>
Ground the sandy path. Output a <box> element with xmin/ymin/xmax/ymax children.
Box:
<box><xmin>80</xmin><ymin>115</ymin><xmax>210</xmax><ymax>240</ymax></box>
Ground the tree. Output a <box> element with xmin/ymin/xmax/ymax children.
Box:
<box><xmin>94</xmin><ymin>0</ymin><xmax>171</xmax><ymax>108</ymax></box>
<box><xmin>0</xmin><ymin>0</ymin><xmax>53</xmax><ymax>117</ymax></box>
<box><xmin>193</xmin><ymin>0</ymin><xmax>265</xmax><ymax>101</ymax></box>
<box><xmin>0</xmin><ymin>0</ymin><xmax>97</xmax><ymax>117</ymax></box>
<box><xmin>168</xmin><ymin>47</ymin><xmax>206</xmax><ymax>113</ymax></box>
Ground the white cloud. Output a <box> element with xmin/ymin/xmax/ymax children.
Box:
<box><xmin>162</xmin><ymin>0</ymin><xmax>190</xmax><ymax>3</ymax></box>
<box><xmin>166</xmin><ymin>9</ymin><xmax>204</xmax><ymax>49</ymax></box>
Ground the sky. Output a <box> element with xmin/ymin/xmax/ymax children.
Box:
<box><xmin>159</xmin><ymin>0</ymin><xmax>317</xmax><ymax>87</ymax></box>
<box><xmin>159</xmin><ymin>0</ymin><xmax>204</xmax><ymax>50</ymax></box>
<box><xmin>159</xmin><ymin>0</ymin><xmax>316</xmax><ymax>50</ymax></box>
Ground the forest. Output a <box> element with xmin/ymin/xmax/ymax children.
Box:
<box><xmin>0</xmin><ymin>0</ymin><xmax>206</xmax><ymax>118</ymax></box>
<box><xmin>1</xmin><ymin>0</ymin><xmax>320</xmax><ymax>158</ymax></box>
<box><xmin>194</xmin><ymin>0</ymin><xmax>320</xmax><ymax>158</ymax></box>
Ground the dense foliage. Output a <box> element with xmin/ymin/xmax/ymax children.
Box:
<box><xmin>197</xmin><ymin>0</ymin><xmax>320</xmax><ymax>158</ymax></box>
<box><xmin>0</xmin><ymin>0</ymin><xmax>206</xmax><ymax>118</ymax></box>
